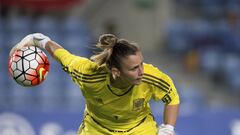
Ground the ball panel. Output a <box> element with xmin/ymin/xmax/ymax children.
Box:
<box><xmin>25</xmin><ymin>74</ymin><xmax>37</xmax><ymax>81</ymax></box>
<box><xmin>23</xmin><ymin>49</ymin><xmax>34</xmax><ymax>56</ymax></box>
<box><xmin>25</xmin><ymin>53</ymin><xmax>36</xmax><ymax>61</ymax></box>
<box><xmin>23</xmin><ymin>80</ymin><xmax>32</xmax><ymax>86</ymax></box>
<box><xmin>23</xmin><ymin>59</ymin><xmax>30</xmax><ymax>70</ymax></box>
<box><xmin>32</xmin><ymin>78</ymin><xmax>39</xmax><ymax>86</ymax></box>
<box><xmin>25</xmin><ymin>69</ymin><xmax>37</xmax><ymax>76</ymax></box>
<box><xmin>13</xmin><ymin>50</ymin><xmax>23</xmax><ymax>57</ymax></box>
<box><xmin>30</xmin><ymin>60</ymin><xmax>39</xmax><ymax>69</ymax></box>
<box><xmin>16</xmin><ymin>74</ymin><xmax>25</xmax><ymax>83</ymax></box>
<box><xmin>13</xmin><ymin>69</ymin><xmax>22</xmax><ymax>78</ymax></box>
<box><xmin>16</xmin><ymin>60</ymin><xmax>23</xmax><ymax>71</ymax></box>
<box><xmin>11</xmin><ymin>61</ymin><xmax>17</xmax><ymax>71</ymax></box>
<box><xmin>35</xmin><ymin>54</ymin><xmax>45</xmax><ymax>64</ymax></box>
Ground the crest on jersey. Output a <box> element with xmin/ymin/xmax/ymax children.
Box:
<box><xmin>162</xmin><ymin>94</ymin><xmax>172</xmax><ymax>104</ymax></box>
<box><xmin>133</xmin><ymin>98</ymin><xmax>145</xmax><ymax>111</ymax></box>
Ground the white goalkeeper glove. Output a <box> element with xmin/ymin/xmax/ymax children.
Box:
<box><xmin>158</xmin><ymin>124</ymin><xmax>175</xmax><ymax>135</ymax></box>
<box><xmin>10</xmin><ymin>33</ymin><xmax>50</xmax><ymax>56</ymax></box>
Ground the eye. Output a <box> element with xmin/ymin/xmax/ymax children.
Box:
<box><xmin>133</xmin><ymin>67</ymin><xmax>138</xmax><ymax>70</ymax></box>
<box><xmin>129</xmin><ymin>66</ymin><xmax>138</xmax><ymax>71</ymax></box>
<box><xmin>132</xmin><ymin>65</ymin><xmax>142</xmax><ymax>71</ymax></box>
<box><xmin>130</xmin><ymin>62</ymin><xmax>143</xmax><ymax>71</ymax></box>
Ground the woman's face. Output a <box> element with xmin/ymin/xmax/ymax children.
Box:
<box><xmin>119</xmin><ymin>51</ymin><xmax>144</xmax><ymax>85</ymax></box>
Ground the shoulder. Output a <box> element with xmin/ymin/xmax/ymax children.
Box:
<box><xmin>143</xmin><ymin>63</ymin><xmax>172</xmax><ymax>86</ymax></box>
<box><xmin>73</xmin><ymin>64</ymin><xmax>108</xmax><ymax>90</ymax></box>
<box><xmin>73</xmin><ymin>60</ymin><xmax>109</xmax><ymax>78</ymax></box>
<box><xmin>143</xmin><ymin>63</ymin><xmax>165</xmax><ymax>77</ymax></box>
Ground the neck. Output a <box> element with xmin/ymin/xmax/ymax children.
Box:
<box><xmin>110</xmin><ymin>75</ymin><xmax>131</xmax><ymax>89</ymax></box>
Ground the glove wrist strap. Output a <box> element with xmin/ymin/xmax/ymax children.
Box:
<box><xmin>39</xmin><ymin>38</ymin><xmax>50</xmax><ymax>49</ymax></box>
<box><xmin>164</xmin><ymin>124</ymin><xmax>174</xmax><ymax>131</ymax></box>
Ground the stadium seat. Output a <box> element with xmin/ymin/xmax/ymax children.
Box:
<box><xmin>166</xmin><ymin>20</ymin><xmax>190</xmax><ymax>55</ymax></box>
<box><xmin>34</xmin><ymin>16</ymin><xmax>58</xmax><ymax>32</ymax></box>
<box><xmin>222</xmin><ymin>54</ymin><xmax>240</xmax><ymax>90</ymax></box>
<box><xmin>61</xmin><ymin>17</ymin><xmax>88</xmax><ymax>34</ymax></box>
<box><xmin>199</xmin><ymin>48</ymin><xmax>222</xmax><ymax>75</ymax></box>
<box><xmin>62</xmin><ymin>34</ymin><xmax>92</xmax><ymax>57</ymax></box>
<box><xmin>8</xmin><ymin>16</ymin><xmax>31</xmax><ymax>35</ymax></box>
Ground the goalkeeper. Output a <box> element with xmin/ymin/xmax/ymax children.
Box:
<box><xmin>10</xmin><ymin>33</ymin><xmax>180</xmax><ymax>135</ymax></box>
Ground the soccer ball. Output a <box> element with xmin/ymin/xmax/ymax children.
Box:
<box><xmin>8</xmin><ymin>46</ymin><xmax>50</xmax><ymax>87</ymax></box>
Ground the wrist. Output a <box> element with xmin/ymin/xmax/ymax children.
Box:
<box><xmin>158</xmin><ymin>124</ymin><xmax>175</xmax><ymax>135</ymax></box>
<box><xmin>164</xmin><ymin>124</ymin><xmax>174</xmax><ymax>131</ymax></box>
<box><xmin>38</xmin><ymin>38</ymin><xmax>50</xmax><ymax>49</ymax></box>
<box><xmin>32</xmin><ymin>33</ymin><xmax>51</xmax><ymax>49</ymax></box>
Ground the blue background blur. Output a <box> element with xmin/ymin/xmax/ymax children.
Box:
<box><xmin>0</xmin><ymin>0</ymin><xmax>240</xmax><ymax>135</ymax></box>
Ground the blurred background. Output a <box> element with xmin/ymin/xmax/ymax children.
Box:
<box><xmin>0</xmin><ymin>0</ymin><xmax>240</xmax><ymax>135</ymax></box>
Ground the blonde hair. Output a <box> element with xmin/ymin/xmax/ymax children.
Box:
<box><xmin>90</xmin><ymin>34</ymin><xmax>140</xmax><ymax>70</ymax></box>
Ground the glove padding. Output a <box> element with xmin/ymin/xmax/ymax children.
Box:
<box><xmin>9</xmin><ymin>33</ymin><xmax>50</xmax><ymax>56</ymax></box>
<box><xmin>158</xmin><ymin>124</ymin><xmax>175</xmax><ymax>135</ymax></box>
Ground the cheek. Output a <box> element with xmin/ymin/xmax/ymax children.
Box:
<box><xmin>123</xmin><ymin>71</ymin><xmax>138</xmax><ymax>80</ymax></box>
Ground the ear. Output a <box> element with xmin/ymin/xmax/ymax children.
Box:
<box><xmin>111</xmin><ymin>67</ymin><xmax>120</xmax><ymax>78</ymax></box>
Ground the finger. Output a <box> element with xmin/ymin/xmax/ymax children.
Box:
<box><xmin>9</xmin><ymin>48</ymin><xmax>16</xmax><ymax>57</ymax></box>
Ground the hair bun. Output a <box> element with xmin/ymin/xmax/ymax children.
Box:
<box><xmin>98</xmin><ymin>34</ymin><xmax>118</xmax><ymax>49</ymax></box>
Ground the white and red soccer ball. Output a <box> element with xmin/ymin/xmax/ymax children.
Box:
<box><xmin>8</xmin><ymin>46</ymin><xmax>50</xmax><ymax>87</ymax></box>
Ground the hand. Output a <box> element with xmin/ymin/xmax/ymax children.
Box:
<box><xmin>158</xmin><ymin>124</ymin><xmax>175</xmax><ymax>135</ymax></box>
<box><xmin>9</xmin><ymin>33</ymin><xmax>50</xmax><ymax>56</ymax></box>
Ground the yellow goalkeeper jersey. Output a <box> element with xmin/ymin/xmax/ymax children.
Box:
<box><xmin>54</xmin><ymin>49</ymin><xmax>180</xmax><ymax>131</ymax></box>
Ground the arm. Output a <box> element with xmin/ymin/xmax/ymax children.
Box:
<box><xmin>158</xmin><ymin>104</ymin><xmax>179</xmax><ymax>135</ymax></box>
<box><xmin>45</xmin><ymin>40</ymin><xmax>63</xmax><ymax>58</ymax></box>
<box><xmin>163</xmin><ymin>104</ymin><xmax>179</xmax><ymax>126</ymax></box>
<box><xmin>158</xmin><ymin>77</ymin><xmax>180</xmax><ymax>135</ymax></box>
<box><xmin>9</xmin><ymin>33</ymin><xmax>63</xmax><ymax>60</ymax></box>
